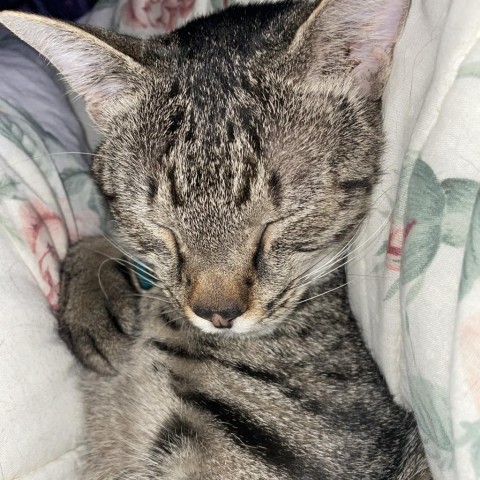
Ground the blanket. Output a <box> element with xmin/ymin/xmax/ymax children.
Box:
<box><xmin>348</xmin><ymin>1</ymin><xmax>480</xmax><ymax>478</ymax></box>
<box><xmin>0</xmin><ymin>31</ymin><xmax>104</xmax><ymax>480</ymax></box>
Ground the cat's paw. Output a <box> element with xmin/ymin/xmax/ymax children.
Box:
<box><xmin>57</xmin><ymin>236</ymin><xmax>139</xmax><ymax>375</ymax></box>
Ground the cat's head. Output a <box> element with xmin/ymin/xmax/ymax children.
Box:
<box><xmin>0</xmin><ymin>0</ymin><xmax>407</xmax><ymax>336</ymax></box>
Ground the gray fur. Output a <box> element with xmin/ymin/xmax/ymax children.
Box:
<box><xmin>1</xmin><ymin>0</ymin><xmax>431</xmax><ymax>478</ymax></box>
<box><xmin>76</xmin><ymin>258</ymin><xmax>429</xmax><ymax>479</ymax></box>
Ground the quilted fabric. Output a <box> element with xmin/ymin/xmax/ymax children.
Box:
<box><xmin>0</xmin><ymin>31</ymin><xmax>103</xmax><ymax>480</ymax></box>
<box><xmin>348</xmin><ymin>0</ymin><xmax>480</xmax><ymax>478</ymax></box>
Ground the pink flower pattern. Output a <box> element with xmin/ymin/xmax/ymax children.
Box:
<box><xmin>19</xmin><ymin>200</ymin><xmax>68</xmax><ymax>310</ymax></box>
<box><xmin>385</xmin><ymin>220</ymin><xmax>416</xmax><ymax>272</ymax></box>
<box><xmin>120</xmin><ymin>0</ymin><xmax>195</xmax><ymax>33</ymax></box>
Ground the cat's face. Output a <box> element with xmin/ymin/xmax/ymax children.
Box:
<box><xmin>0</xmin><ymin>0</ymin><xmax>406</xmax><ymax>335</ymax></box>
<box><xmin>98</xmin><ymin>71</ymin><xmax>382</xmax><ymax>335</ymax></box>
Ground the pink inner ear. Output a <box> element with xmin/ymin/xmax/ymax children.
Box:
<box><xmin>350</xmin><ymin>44</ymin><xmax>392</xmax><ymax>95</ymax></box>
<box><xmin>348</xmin><ymin>0</ymin><xmax>407</xmax><ymax>94</ymax></box>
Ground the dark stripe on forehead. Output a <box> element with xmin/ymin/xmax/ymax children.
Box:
<box><xmin>184</xmin><ymin>110</ymin><xmax>195</xmax><ymax>142</ymax></box>
<box><xmin>147</xmin><ymin>176</ymin><xmax>158</xmax><ymax>204</ymax></box>
<box><xmin>268</xmin><ymin>171</ymin><xmax>282</xmax><ymax>207</ymax></box>
<box><xmin>168</xmin><ymin>78</ymin><xmax>180</xmax><ymax>98</ymax></box>
<box><xmin>226</xmin><ymin>120</ymin><xmax>235</xmax><ymax>142</ymax></box>
<box><xmin>166</xmin><ymin>109</ymin><xmax>185</xmax><ymax>137</ymax></box>
<box><xmin>235</xmin><ymin>156</ymin><xmax>259</xmax><ymax>206</ymax></box>
<box><xmin>167</xmin><ymin>167</ymin><xmax>184</xmax><ymax>207</ymax></box>
<box><xmin>239</xmin><ymin>107</ymin><xmax>262</xmax><ymax>156</ymax></box>
<box><xmin>163</xmin><ymin>139</ymin><xmax>175</xmax><ymax>158</ymax></box>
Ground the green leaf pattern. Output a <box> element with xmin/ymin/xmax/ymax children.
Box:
<box><xmin>379</xmin><ymin>157</ymin><xmax>480</xmax><ymax>303</ymax></box>
<box><xmin>402</xmin><ymin>159</ymin><xmax>444</xmax><ymax>286</ymax></box>
<box><xmin>374</xmin><ymin>153</ymin><xmax>480</xmax><ymax>476</ymax></box>
<box><xmin>409</xmin><ymin>377</ymin><xmax>454</xmax><ymax>469</ymax></box>
<box><xmin>460</xmin><ymin>190</ymin><xmax>480</xmax><ymax>299</ymax></box>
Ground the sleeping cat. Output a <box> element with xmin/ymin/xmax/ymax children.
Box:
<box><xmin>0</xmin><ymin>0</ymin><xmax>431</xmax><ymax>478</ymax></box>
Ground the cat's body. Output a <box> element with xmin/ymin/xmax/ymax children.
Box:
<box><xmin>0</xmin><ymin>0</ymin><xmax>432</xmax><ymax>478</ymax></box>
<box><xmin>80</xmin><ymin>265</ymin><xmax>425</xmax><ymax>480</ymax></box>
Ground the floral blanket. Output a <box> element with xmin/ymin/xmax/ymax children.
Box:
<box><xmin>348</xmin><ymin>0</ymin><xmax>480</xmax><ymax>478</ymax></box>
<box><xmin>0</xmin><ymin>0</ymin><xmax>479</xmax><ymax>479</ymax></box>
<box><xmin>0</xmin><ymin>98</ymin><xmax>106</xmax><ymax>309</ymax></box>
<box><xmin>0</xmin><ymin>32</ymin><xmax>104</xmax><ymax>479</ymax></box>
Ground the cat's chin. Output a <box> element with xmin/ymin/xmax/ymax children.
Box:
<box><xmin>188</xmin><ymin>314</ymin><xmax>276</xmax><ymax>338</ymax></box>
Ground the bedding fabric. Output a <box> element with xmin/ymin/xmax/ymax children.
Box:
<box><xmin>348</xmin><ymin>0</ymin><xmax>480</xmax><ymax>478</ymax></box>
<box><xmin>0</xmin><ymin>30</ymin><xmax>105</xmax><ymax>480</ymax></box>
<box><xmin>0</xmin><ymin>0</ymin><xmax>479</xmax><ymax>479</ymax></box>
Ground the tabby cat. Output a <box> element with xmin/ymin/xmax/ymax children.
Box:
<box><xmin>0</xmin><ymin>1</ymin><xmax>431</xmax><ymax>478</ymax></box>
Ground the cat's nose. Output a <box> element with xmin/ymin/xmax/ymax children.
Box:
<box><xmin>192</xmin><ymin>306</ymin><xmax>246</xmax><ymax>328</ymax></box>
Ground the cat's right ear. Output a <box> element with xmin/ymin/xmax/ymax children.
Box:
<box><xmin>0</xmin><ymin>11</ymin><xmax>146</xmax><ymax>130</ymax></box>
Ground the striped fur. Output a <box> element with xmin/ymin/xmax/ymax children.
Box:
<box><xmin>79</xmin><ymin>266</ymin><xmax>429</xmax><ymax>479</ymax></box>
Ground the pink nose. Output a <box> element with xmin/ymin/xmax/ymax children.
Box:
<box><xmin>211</xmin><ymin>313</ymin><xmax>233</xmax><ymax>329</ymax></box>
<box><xmin>192</xmin><ymin>306</ymin><xmax>245</xmax><ymax>328</ymax></box>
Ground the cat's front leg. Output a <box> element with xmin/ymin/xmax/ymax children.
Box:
<box><xmin>57</xmin><ymin>236</ymin><xmax>139</xmax><ymax>375</ymax></box>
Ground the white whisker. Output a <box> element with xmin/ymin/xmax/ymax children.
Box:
<box><xmin>296</xmin><ymin>278</ymin><xmax>356</xmax><ymax>306</ymax></box>
<box><xmin>292</xmin><ymin>206</ymin><xmax>393</xmax><ymax>291</ymax></box>
<box><xmin>290</xmin><ymin>186</ymin><xmax>395</xmax><ymax>287</ymax></box>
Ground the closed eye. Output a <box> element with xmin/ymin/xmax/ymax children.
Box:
<box><xmin>254</xmin><ymin>215</ymin><xmax>292</xmax><ymax>268</ymax></box>
<box><xmin>291</xmin><ymin>244</ymin><xmax>321</xmax><ymax>253</ymax></box>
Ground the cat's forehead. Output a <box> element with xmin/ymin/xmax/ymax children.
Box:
<box><xmin>128</xmin><ymin>89</ymin><xmax>276</xmax><ymax>249</ymax></box>
<box><xmin>142</xmin><ymin>2</ymin><xmax>300</xmax><ymax>118</ymax></box>
<box><xmin>133</xmin><ymin>53</ymin><xmax>280</xmax><ymax>228</ymax></box>
<box><xmin>158</xmin><ymin>126</ymin><xmax>274</xmax><ymax>246</ymax></box>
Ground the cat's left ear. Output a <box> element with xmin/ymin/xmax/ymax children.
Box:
<box><xmin>289</xmin><ymin>0</ymin><xmax>410</xmax><ymax>98</ymax></box>
<box><xmin>0</xmin><ymin>11</ymin><xmax>147</xmax><ymax>130</ymax></box>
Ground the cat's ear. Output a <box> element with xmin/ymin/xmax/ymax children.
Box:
<box><xmin>289</xmin><ymin>0</ymin><xmax>409</xmax><ymax>98</ymax></box>
<box><xmin>0</xmin><ymin>11</ymin><xmax>146</xmax><ymax>129</ymax></box>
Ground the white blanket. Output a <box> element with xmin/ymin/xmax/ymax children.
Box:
<box><xmin>348</xmin><ymin>0</ymin><xmax>480</xmax><ymax>478</ymax></box>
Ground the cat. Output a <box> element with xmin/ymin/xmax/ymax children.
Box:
<box><xmin>0</xmin><ymin>0</ymin><xmax>432</xmax><ymax>478</ymax></box>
